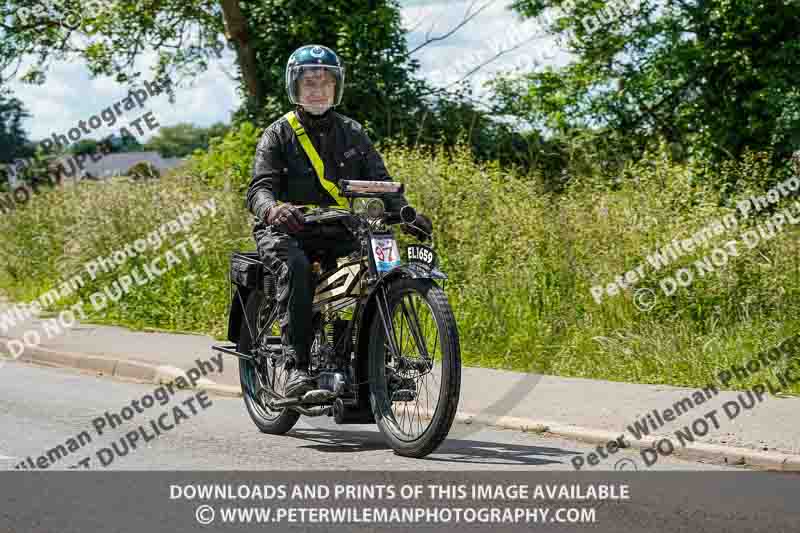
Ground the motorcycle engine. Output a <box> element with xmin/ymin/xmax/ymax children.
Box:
<box><xmin>310</xmin><ymin>314</ymin><xmax>355</xmax><ymax>394</ymax></box>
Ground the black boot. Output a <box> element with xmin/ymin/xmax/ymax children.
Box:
<box><xmin>285</xmin><ymin>367</ymin><xmax>316</xmax><ymax>398</ymax></box>
<box><xmin>282</xmin><ymin>345</ymin><xmax>317</xmax><ymax>397</ymax></box>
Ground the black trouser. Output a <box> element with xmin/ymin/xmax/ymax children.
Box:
<box><xmin>255</xmin><ymin>223</ymin><xmax>359</xmax><ymax>367</ymax></box>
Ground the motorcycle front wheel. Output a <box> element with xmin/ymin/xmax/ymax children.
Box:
<box><xmin>368</xmin><ymin>277</ymin><xmax>461</xmax><ymax>458</ymax></box>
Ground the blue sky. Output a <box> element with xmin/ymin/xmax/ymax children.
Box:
<box><xmin>8</xmin><ymin>0</ymin><xmax>568</xmax><ymax>143</ymax></box>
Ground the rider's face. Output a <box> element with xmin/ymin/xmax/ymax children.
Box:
<box><xmin>297</xmin><ymin>69</ymin><xmax>336</xmax><ymax>106</ymax></box>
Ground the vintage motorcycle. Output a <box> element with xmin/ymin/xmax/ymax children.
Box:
<box><xmin>212</xmin><ymin>180</ymin><xmax>461</xmax><ymax>458</ymax></box>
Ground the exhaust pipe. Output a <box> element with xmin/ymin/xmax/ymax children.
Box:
<box><xmin>292</xmin><ymin>406</ymin><xmax>331</xmax><ymax>417</ymax></box>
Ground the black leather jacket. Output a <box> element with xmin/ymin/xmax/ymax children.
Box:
<box><xmin>247</xmin><ymin>106</ymin><xmax>409</xmax><ymax>232</ymax></box>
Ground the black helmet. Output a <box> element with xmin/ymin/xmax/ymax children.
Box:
<box><xmin>285</xmin><ymin>44</ymin><xmax>345</xmax><ymax>114</ymax></box>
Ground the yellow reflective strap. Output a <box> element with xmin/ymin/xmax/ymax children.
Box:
<box><xmin>284</xmin><ymin>111</ymin><xmax>349</xmax><ymax>208</ymax></box>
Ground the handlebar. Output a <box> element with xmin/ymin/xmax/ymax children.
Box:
<box><xmin>295</xmin><ymin>180</ymin><xmax>417</xmax><ymax>231</ymax></box>
<box><xmin>383</xmin><ymin>204</ymin><xmax>417</xmax><ymax>225</ymax></box>
<box><xmin>300</xmin><ymin>203</ymin><xmax>415</xmax><ymax>226</ymax></box>
<box><xmin>339</xmin><ymin>179</ymin><xmax>404</xmax><ymax>196</ymax></box>
<box><xmin>338</xmin><ymin>179</ymin><xmax>416</xmax><ymax>224</ymax></box>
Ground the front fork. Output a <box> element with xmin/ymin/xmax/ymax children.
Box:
<box><xmin>372</xmin><ymin>275</ymin><xmax>433</xmax><ymax>364</ymax></box>
<box><xmin>374</xmin><ymin>283</ymin><xmax>402</xmax><ymax>362</ymax></box>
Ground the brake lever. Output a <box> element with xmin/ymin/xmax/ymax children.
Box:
<box><xmin>402</xmin><ymin>221</ymin><xmax>434</xmax><ymax>245</ymax></box>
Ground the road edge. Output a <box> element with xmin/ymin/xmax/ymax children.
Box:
<box><xmin>3</xmin><ymin>342</ymin><xmax>800</xmax><ymax>472</ymax></box>
<box><xmin>451</xmin><ymin>412</ymin><xmax>800</xmax><ymax>472</ymax></box>
<box><xmin>0</xmin><ymin>341</ymin><xmax>242</xmax><ymax>398</ymax></box>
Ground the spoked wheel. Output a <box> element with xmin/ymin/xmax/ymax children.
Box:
<box><xmin>368</xmin><ymin>277</ymin><xmax>461</xmax><ymax>458</ymax></box>
<box><xmin>238</xmin><ymin>290</ymin><xmax>300</xmax><ymax>434</ymax></box>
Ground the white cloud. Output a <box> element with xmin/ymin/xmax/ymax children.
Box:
<box><xmin>8</xmin><ymin>49</ymin><xmax>239</xmax><ymax>145</ymax></box>
<box><xmin>403</xmin><ymin>0</ymin><xmax>571</xmax><ymax>103</ymax></box>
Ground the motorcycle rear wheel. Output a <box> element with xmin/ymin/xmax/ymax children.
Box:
<box><xmin>368</xmin><ymin>277</ymin><xmax>461</xmax><ymax>458</ymax></box>
<box><xmin>238</xmin><ymin>289</ymin><xmax>301</xmax><ymax>434</ymax></box>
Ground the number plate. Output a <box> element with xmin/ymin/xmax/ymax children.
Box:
<box><xmin>371</xmin><ymin>235</ymin><xmax>402</xmax><ymax>272</ymax></box>
<box><xmin>406</xmin><ymin>244</ymin><xmax>437</xmax><ymax>267</ymax></box>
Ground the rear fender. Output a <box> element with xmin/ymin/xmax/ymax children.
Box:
<box><xmin>227</xmin><ymin>286</ymin><xmax>252</xmax><ymax>344</ymax></box>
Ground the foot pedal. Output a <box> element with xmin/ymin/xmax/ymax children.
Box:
<box><xmin>392</xmin><ymin>389</ymin><xmax>416</xmax><ymax>402</ymax></box>
<box><xmin>301</xmin><ymin>389</ymin><xmax>337</xmax><ymax>404</ymax></box>
<box><xmin>272</xmin><ymin>396</ymin><xmax>301</xmax><ymax>408</ymax></box>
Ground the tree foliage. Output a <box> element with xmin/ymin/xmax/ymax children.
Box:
<box><xmin>144</xmin><ymin>122</ymin><xmax>229</xmax><ymax>158</ymax></box>
<box><xmin>1</xmin><ymin>0</ymin><xmax>514</xmax><ymax>164</ymax></box>
<box><xmin>1</xmin><ymin>1</ymin><xmax>428</xmax><ymax>135</ymax></box>
<box><xmin>498</xmin><ymin>0</ymin><xmax>800</xmax><ymax>168</ymax></box>
<box><xmin>233</xmin><ymin>0</ymin><xmax>434</xmax><ymax>140</ymax></box>
<box><xmin>109</xmin><ymin>132</ymin><xmax>144</xmax><ymax>153</ymax></box>
<box><xmin>69</xmin><ymin>138</ymin><xmax>100</xmax><ymax>155</ymax></box>
<box><xmin>0</xmin><ymin>87</ymin><xmax>32</xmax><ymax>163</ymax></box>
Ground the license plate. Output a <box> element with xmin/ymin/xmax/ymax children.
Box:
<box><xmin>371</xmin><ymin>235</ymin><xmax>402</xmax><ymax>272</ymax></box>
<box><xmin>406</xmin><ymin>244</ymin><xmax>437</xmax><ymax>267</ymax></box>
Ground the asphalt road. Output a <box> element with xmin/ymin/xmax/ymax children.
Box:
<box><xmin>0</xmin><ymin>361</ymin><xmax>733</xmax><ymax>471</ymax></box>
<box><xmin>3</xmin><ymin>362</ymin><xmax>800</xmax><ymax>533</ymax></box>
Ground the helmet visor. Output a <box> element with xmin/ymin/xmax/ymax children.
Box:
<box><xmin>287</xmin><ymin>65</ymin><xmax>345</xmax><ymax>110</ymax></box>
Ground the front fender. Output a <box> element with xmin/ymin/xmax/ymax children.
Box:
<box><xmin>379</xmin><ymin>262</ymin><xmax>448</xmax><ymax>285</ymax></box>
<box><xmin>359</xmin><ymin>262</ymin><xmax>448</xmax><ymax>335</ymax></box>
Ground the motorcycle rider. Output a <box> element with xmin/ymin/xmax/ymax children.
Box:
<box><xmin>247</xmin><ymin>44</ymin><xmax>433</xmax><ymax>398</ymax></box>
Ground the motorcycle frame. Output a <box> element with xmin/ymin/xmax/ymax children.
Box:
<box><xmin>219</xmin><ymin>196</ymin><xmax>448</xmax><ymax>415</ymax></box>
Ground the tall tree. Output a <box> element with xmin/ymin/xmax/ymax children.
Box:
<box><xmin>0</xmin><ymin>87</ymin><xmax>31</xmax><ymax>163</ymax></box>
<box><xmin>2</xmin><ymin>0</ymin><xmax>527</xmax><ymax>167</ymax></box>
<box><xmin>235</xmin><ymin>0</ymin><xmax>432</xmax><ymax>139</ymax></box>
<box><xmin>1</xmin><ymin>0</ymin><xmax>432</xmax><ymax>138</ymax></box>
<box><xmin>498</xmin><ymin>0</ymin><xmax>800</xmax><ymax>166</ymax></box>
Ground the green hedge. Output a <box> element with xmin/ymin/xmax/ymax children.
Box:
<box><xmin>2</xmin><ymin>130</ymin><xmax>799</xmax><ymax>393</ymax></box>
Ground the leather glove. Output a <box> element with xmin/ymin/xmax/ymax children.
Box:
<box><xmin>266</xmin><ymin>203</ymin><xmax>305</xmax><ymax>234</ymax></box>
<box><xmin>401</xmin><ymin>213</ymin><xmax>433</xmax><ymax>242</ymax></box>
